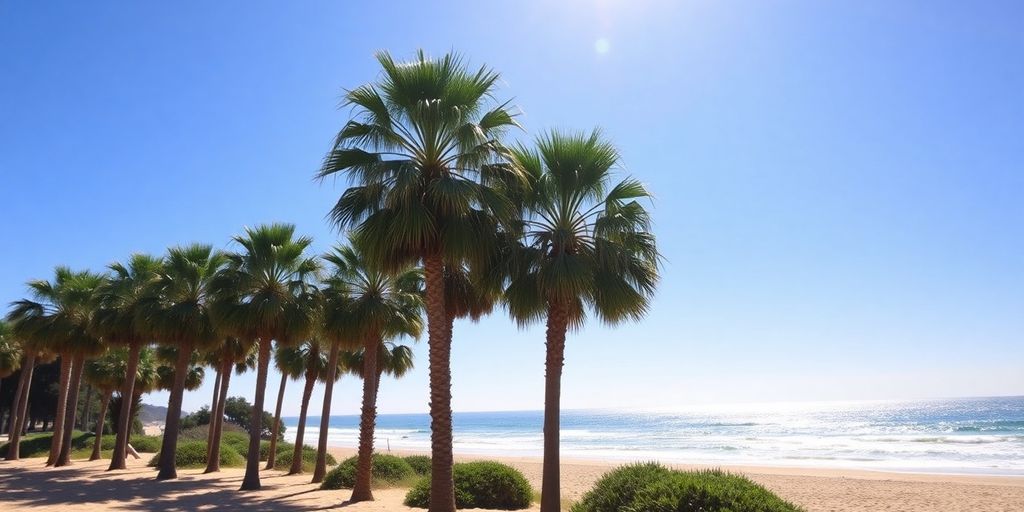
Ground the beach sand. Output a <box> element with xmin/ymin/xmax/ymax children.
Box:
<box><xmin>1</xmin><ymin>448</ymin><xmax>1022</xmax><ymax>511</ymax></box>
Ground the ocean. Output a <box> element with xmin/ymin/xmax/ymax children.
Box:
<box><xmin>283</xmin><ymin>395</ymin><xmax>1024</xmax><ymax>475</ymax></box>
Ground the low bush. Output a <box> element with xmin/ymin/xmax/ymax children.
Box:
<box><xmin>0</xmin><ymin>431</ymin><xmax>93</xmax><ymax>458</ymax></box>
<box><xmin>569</xmin><ymin>462</ymin><xmax>675</xmax><ymax>512</ymax></box>
<box><xmin>404</xmin><ymin>461</ymin><xmax>533</xmax><ymax>510</ymax></box>
<box><xmin>274</xmin><ymin>444</ymin><xmax>335</xmax><ymax>472</ymax></box>
<box><xmin>129</xmin><ymin>434</ymin><xmax>162</xmax><ymax>453</ymax></box>
<box><xmin>403</xmin><ymin>455</ymin><xmax>431</xmax><ymax>475</ymax></box>
<box><xmin>321</xmin><ymin>453</ymin><xmax>416</xmax><ymax>490</ymax></box>
<box><xmin>147</xmin><ymin>441</ymin><xmax>244</xmax><ymax>468</ymax></box>
<box><xmin>571</xmin><ymin>464</ymin><xmax>803</xmax><ymax>512</ymax></box>
<box><xmin>221</xmin><ymin>431</ymin><xmax>251</xmax><ymax>454</ymax></box>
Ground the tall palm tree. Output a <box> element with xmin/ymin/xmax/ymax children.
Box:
<box><xmin>283</xmin><ymin>339</ymin><xmax>334</xmax><ymax>475</ymax></box>
<box><xmin>311</xmin><ymin>257</ymin><xmax>357</xmax><ymax>484</ymax></box>
<box><xmin>204</xmin><ymin>337</ymin><xmax>255</xmax><ymax>473</ymax></box>
<box><xmin>0</xmin><ymin>321</ymin><xmax>22</xmax><ymax>431</ymax></box>
<box><xmin>213</xmin><ymin>223</ymin><xmax>319</xmax><ymax>491</ymax></box>
<box><xmin>345</xmin><ymin>341</ymin><xmax>415</xmax><ymax>410</ymax></box>
<box><xmin>266</xmin><ymin>340</ymin><xmax>306</xmax><ymax>470</ymax></box>
<box><xmin>317</xmin><ymin>50</ymin><xmax>521</xmax><ymax>511</ymax></box>
<box><xmin>144</xmin><ymin>244</ymin><xmax>225</xmax><ymax>480</ymax></box>
<box><xmin>4</xmin><ymin>341</ymin><xmax>53</xmax><ymax>460</ymax></box>
<box><xmin>6</xmin><ymin>267</ymin><xmax>104</xmax><ymax>466</ymax></box>
<box><xmin>83</xmin><ymin>348</ymin><xmax>124</xmax><ymax>460</ymax></box>
<box><xmin>506</xmin><ymin>130</ymin><xmax>659</xmax><ymax>511</ymax></box>
<box><xmin>325</xmin><ymin>244</ymin><xmax>423</xmax><ymax>502</ymax></box>
<box><xmin>92</xmin><ymin>253</ymin><xmax>163</xmax><ymax>470</ymax></box>
<box><xmin>108</xmin><ymin>345</ymin><xmax>162</xmax><ymax>458</ymax></box>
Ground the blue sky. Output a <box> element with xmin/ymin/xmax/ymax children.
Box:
<box><xmin>1</xmin><ymin>1</ymin><xmax>1021</xmax><ymax>415</ymax></box>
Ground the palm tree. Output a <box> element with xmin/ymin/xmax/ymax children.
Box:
<box><xmin>325</xmin><ymin>244</ymin><xmax>423</xmax><ymax>501</ymax></box>
<box><xmin>144</xmin><ymin>244</ymin><xmax>225</xmax><ymax>480</ymax></box>
<box><xmin>317</xmin><ymin>50</ymin><xmax>521</xmax><ymax>511</ymax></box>
<box><xmin>204</xmin><ymin>337</ymin><xmax>255</xmax><ymax>473</ymax></box>
<box><xmin>4</xmin><ymin>339</ymin><xmax>53</xmax><ymax>460</ymax></box>
<box><xmin>0</xmin><ymin>321</ymin><xmax>22</xmax><ymax>431</ymax></box>
<box><xmin>346</xmin><ymin>341</ymin><xmax>415</xmax><ymax>411</ymax></box>
<box><xmin>213</xmin><ymin>223</ymin><xmax>320</xmax><ymax>491</ymax></box>
<box><xmin>83</xmin><ymin>349</ymin><xmax>124</xmax><ymax>460</ymax></box>
<box><xmin>310</xmin><ymin>257</ymin><xmax>357</xmax><ymax>484</ymax></box>
<box><xmin>266</xmin><ymin>340</ymin><xmax>306</xmax><ymax>470</ymax></box>
<box><xmin>283</xmin><ymin>339</ymin><xmax>335</xmax><ymax>475</ymax></box>
<box><xmin>6</xmin><ymin>267</ymin><xmax>104</xmax><ymax>466</ymax></box>
<box><xmin>92</xmin><ymin>253</ymin><xmax>163</xmax><ymax>470</ymax></box>
<box><xmin>505</xmin><ymin>130</ymin><xmax>659</xmax><ymax>511</ymax></box>
<box><xmin>107</xmin><ymin>345</ymin><xmax>163</xmax><ymax>456</ymax></box>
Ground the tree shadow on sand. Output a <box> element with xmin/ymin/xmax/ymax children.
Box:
<box><xmin>0</xmin><ymin>462</ymin><xmax>339</xmax><ymax>511</ymax></box>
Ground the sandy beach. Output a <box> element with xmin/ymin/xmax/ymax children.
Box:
<box><xmin>1</xmin><ymin>447</ymin><xmax>1022</xmax><ymax>511</ymax></box>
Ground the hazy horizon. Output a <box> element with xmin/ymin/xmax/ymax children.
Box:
<box><xmin>3</xmin><ymin>1</ymin><xmax>1022</xmax><ymax>417</ymax></box>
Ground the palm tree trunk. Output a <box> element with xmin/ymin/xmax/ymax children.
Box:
<box><xmin>351</xmin><ymin>333</ymin><xmax>381</xmax><ymax>502</ymax></box>
<box><xmin>240</xmin><ymin>338</ymin><xmax>272</xmax><ymax>491</ymax></box>
<box><xmin>4</xmin><ymin>356</ymin><xmax>35</xmax><ymax>460</ymax></box>
<box><xmin>81</xmin><ymin>384</ymin><xmax>93</xmax><ymax>431</ymax></box>
<box><xmin>156</xmin><ymin>343</ymin><xmax>193</xmax><ymax>480</ymax></box>
<box><xmin>205</xmin><ymin>365</ymin><xmax>222</xmax><ymax>463</ymax></box>
<box><xmin>5</xmin><ymin>354</ymin><xmax>35</xmax><ymax>460</ymax></box>
<box><xmin>46</xmin><ymin>354</ymin><xmax>73</xmax><ymax>466</ymax></box>
<box><xmin>56</xmin><ymin>353</ymin><xmax>86</xmax><ymax>466</ymax></box>
<box><xmin>204</xmin><ymin>358</ymin><xmax>233</xmax><ymax>473</ymax></box>
<box><xmin>109</xmin><ymin>342</ymin><xmax>141</xmax><ymax>470</ymax></box>
<box><xmin>17</xmin><ymin>374</ymin><xmax>33</xmax><ymax>436</ymax></box>
<box><xmin>540</xmin><ymin>303</ymin><xmax>569</xmax><ymax>512</ymax></box>
<box><xmin>90</xmin><ymin>391</ymin><xmax>111</xmax><ymax>460</ymax></box>
<box><xmin>288</xmin><ymin>365</ymin><xmax>317</xmax><ymax>474</ymax></box>
<box><xmin>311</xmin><ymin>341</ymin><xmax>339</xmax><ymax>484</ymax></box>
<box><xmin>264</xmin><ymin>370</ymin><xmax>287</xmax><ymax>469</ymax></box>
<box><xmin>424</xmin><ymin>253</ymin><xmax>455</xmax><ymax>512</ymax></box>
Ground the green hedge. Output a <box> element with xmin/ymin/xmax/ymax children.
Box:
<box><xmin>403</xmin><ymin>455</ymin><xmax>431</xmax><ymax>475</ymax></box>
<box><xmin>0</xmin><ymin>431</ymin><xmax>93</xmax><ymax>458</ymax></box>
<box><xmin>571</xmin><ymin>463</ymin><xmax>804</xmax><ymax>512</ymax></box>
<box><xmin>147</xmin><ymin>441</ymin><xmax>244</xmax><ymax>468</ymax></box>
<box><xmin>321</xmin><ymin>453</ymin><xmax>416</xmax><ymax>490</ymax></box>
<box><xmin>130</xmin><ymin>434</ymin><xmax>162</xmax><ymax>453</ymax></box>
<box><xmin>274</xmin><ymin>444</ymin><xmax>336</xmax><ymax>472</ymax></box>
<box><xmin>404</xmin><ymin>461</ymin><xmax>533</xmax><ymax>510</ymax></box>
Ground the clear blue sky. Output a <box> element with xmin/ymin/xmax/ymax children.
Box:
<box><xmin>2</xmin><ymin>1</ymin><xmax>1021</xmax><ymax>416</ymax></box>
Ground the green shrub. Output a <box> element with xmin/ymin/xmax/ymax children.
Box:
<box><xmin>130</xmin><ymin>434</ymin><xmax>162</xmax><ymax>453</ymax></box>
<box><xmin>571</xmin><ymin>464</ymin><xmax>803</xmax><ymax>512</ymax></box>
<box><xmin>570</xmin><ymin>462</ymin><xmax>675</xmax><ymax>512</ymax></box>
<box><xmin>321</xmin><ymin>453</ymin><xmax>416</xmax><ymax>490</ymax></box>
<box><xmin>101</xmin><ymin>435</ymin><xmax>117</xmax><ymax>450</ymax></box>
<box><xmin>0</xmin><ymin>431</ymin><xmax>93</xmax><ymax>458</ymax></box>
<box><xmin>147</xmin><ymin>441</ymin><xmax>244</xmax><ymax>468</ymax></box>
<box><xmin>221</xmin><ymin>431</ymin><xmax>251</xmax><ymax>453</ymax></box>
<box><xmin>404</xmin><ymin>461</ymin><xmax>533</xmax><ymax>510</ymax></box>
<box><xmin>403</xmin><ymin>455</ymin><xmax>432</xmax><ymax>475</ymax></box>
<box><xmin>177</xmin><ymin>424</ymin><xmax>210</xmax><ymax>441</ymax></box>
<box><xmin>274</xmin><ymin>444</ymin><xmax>335</xmax><ymax>472</ymax></box>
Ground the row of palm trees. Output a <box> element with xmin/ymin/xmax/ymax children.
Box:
<box><xmin>3</xmin><ymin>226</ymin><xmax>424</xmax><ymax>493</ymax></box>
<box><xmin>2</xmin><ymin>49</ymin><xmax>658</xmax><ymax>512</ymax></box>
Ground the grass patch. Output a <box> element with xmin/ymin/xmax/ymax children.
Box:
<box><xmin>403</xmin><ymin>454</ymin><xmax>431</xmax><ymax>475</ymax></box>
<box><xmin>147</xmin><ymin>441</ymin><xmax>244</xmax><ymax>469</ymax></box>
<box><xmin>274</xmin><ymin>443</ymin><xmax>335</xmax><ymax>472</ymax></box>
<box><xmin>321</xmin><ymin>453</ymin><xmax>416</xmax><ymax>490</ymax></box>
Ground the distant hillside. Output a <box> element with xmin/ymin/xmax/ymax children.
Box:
<box><xmin>139</xmin><ymin>403</ymin><xmax>168</xmax><ymax>424</ymax></box>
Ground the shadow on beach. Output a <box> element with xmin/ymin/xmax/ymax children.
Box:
<box><xmin>0</xmin><ymin>459</ymin><xmax>335</xmax><ymax>511</ymax></box>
